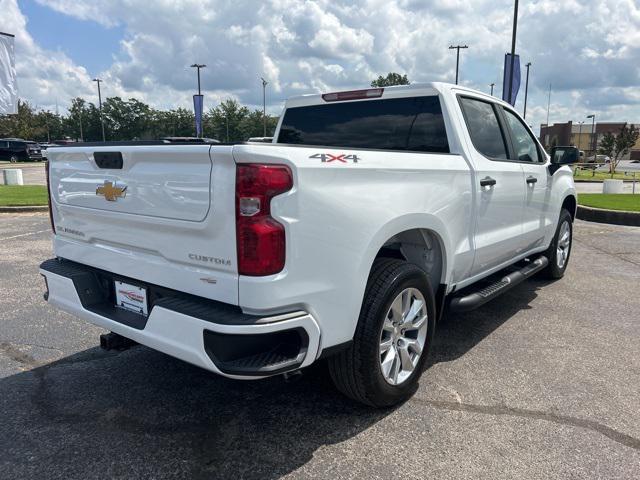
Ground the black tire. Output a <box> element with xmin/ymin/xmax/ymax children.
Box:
<box><xmin>328</xmin><ymin>258</ymin><xmax>436</xmax><ymax>407</ymax></box>
<box><xmin>9</xmin><ymin>155</ymin><xmax>18</xmax><ymax>163</ymax></box>
<box><xmin>541</xmin><ymin>209</ymin><xmax>573</xmax><ymax>279</ymax></box>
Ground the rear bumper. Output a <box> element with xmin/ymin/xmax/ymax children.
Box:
<box><xmin>40</xmin><ymin>258</ymin><xmax>321</xmax><ymax>379</ymax></box>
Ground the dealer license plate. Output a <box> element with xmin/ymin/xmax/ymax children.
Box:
<box><xmin>114</xmin><ymin>281</ymin><xmax>148</xmax><ymax>316</ymax></box>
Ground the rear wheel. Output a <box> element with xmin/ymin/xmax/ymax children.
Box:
<box><xmin>542</xmin><ymin>209</ymin><xmax>573</xmax><ymax>279</ymax></box>
<box><xmin>328</xmin><ymin>259</ymin><xmax>435</xmax><ymax>407</ymax></box>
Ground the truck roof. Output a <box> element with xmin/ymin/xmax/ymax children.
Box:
<box><xmin>284</xmin><ymin>82</ymin><xmax>507</xmax><ymax>109</ymax></box>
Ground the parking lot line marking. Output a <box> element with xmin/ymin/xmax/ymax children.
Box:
<box><xmin>0</xmin><ymin>229</ymin><xmax>50</xmax><ymax>241</ymax></box>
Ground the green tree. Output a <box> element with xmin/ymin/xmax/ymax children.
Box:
<box><xmin>598</xmin><ymin>124</ymin><xmax>640</xmax><ymax>176</ymax></box>
<box><xmin>371</xmin><ymin>73</ymin><xmax>410</xmax><ymax>87</ymax></box>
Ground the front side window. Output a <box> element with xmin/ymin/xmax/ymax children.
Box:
<box><xmin>459</xmin><ymin>97</ymin><xmax>508</xmax><ymax>159</ymax></box>
<box><xmin>277</xmin><ymin>96</ymin><xmax>449</xmax><ymax>153</ymax></box>
<box><xmin>503</xmin><ymin>108</ymin><xmax>541</xmax><ymax>163</ymax></box>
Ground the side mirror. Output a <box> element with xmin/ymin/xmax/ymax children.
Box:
<box><xmin>549</xmin><ymin>146</ymin><xmax>579</xmax><ymax>174</ymax></box>
<box><xmin>550</xmin><ymin>146</ymin><xmax>579</xmax><ymax>165</ymax></box>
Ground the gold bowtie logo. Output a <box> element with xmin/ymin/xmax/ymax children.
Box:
<box><xmin>96</xmin><ymin>181</ymin><xmax>127</xmax><ymax>202</ymax></box>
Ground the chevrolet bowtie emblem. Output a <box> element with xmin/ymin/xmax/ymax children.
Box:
<box><xmin>96</xmin><ymin>181</ymin><xmax>127</xmax><ymax>201</ymax></box>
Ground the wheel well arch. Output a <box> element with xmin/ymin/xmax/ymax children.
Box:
<box><xmin>374</xmin><ymin>228</ymin><xmax>446</xmax><ymax>287</ymax></box>
<box><xmin>562</xmin><ymin>195</ymin><xmax>577</xmax><ymax>220</ymax></box>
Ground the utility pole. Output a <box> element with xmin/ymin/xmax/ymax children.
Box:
<box><xmin>449</xmin><ymin>45</ymin><xmax>468</xmax><ymax>85</ymax></box>
<box><xmin>507</xmin><ymin>0</ymin><xmax>519</xmax><ymax>105</ymax></box>
<box><xmin>587</xmin><ymin>114</ymin><xmax>596</xmax><ymax>159</ymax></box>
<box><xmin>489</xmin><ymin>83</ymin><xmax>495</xmax><ymax>96</ymax></box>
<box><xmin>93</xmin><ymin>78</ymin><xmax>106</xmax><ymax>142</ymax></box>
<box><xmin>261</xmin><ymin>77</ymin><xmax>268</xmax><ymax>137</ymax></box>
<box><xmin>523</xmin><ymin>62</ymin><xmax>531</xmax><ymax>119</ymax></box>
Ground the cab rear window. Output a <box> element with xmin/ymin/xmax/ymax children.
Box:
<box><xmin>277</xmin><ymin>96</ymin><xmax>449</xmax><ymax>153</ymax></box>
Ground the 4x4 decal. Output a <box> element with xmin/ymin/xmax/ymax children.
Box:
<box><xmin>309</xmin><ymin>153</ymin><xmax>360</xmax><ymax>163</ymax></box>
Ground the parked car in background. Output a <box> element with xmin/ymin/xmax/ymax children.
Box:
<box><xmin>40</xmin><ymin>143</ymin><xmax>60</xmax><ymax>158</ymax></box>
<box><xmin>247</xmin><ymin>137</ymin><xmax>274</xmax><ymax>143</ymax></box>
<box><xmin>0</xmin><ymin>138</ymin><xmax>43</xmax><ymax>162</ymax></box>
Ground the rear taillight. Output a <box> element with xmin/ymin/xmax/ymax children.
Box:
<box><xmin>45</xmin><ymin>160</ymin><xmax>55</xmax><ymax>234</ymax></box>
<box><xmin>236</xmin><ymin>164</ymin><xmax>293</xmax><ymax>276</ymax></box>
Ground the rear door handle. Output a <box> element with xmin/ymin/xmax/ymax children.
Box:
<box><xmin>526</xmin><ymin>176</ymin><xmax>538</xmax><ymax>184</ymax></box>
<box><xmin>480</xmin><ymin>177</ymin><xmax>497</xmax><ymax>187</ymax></box>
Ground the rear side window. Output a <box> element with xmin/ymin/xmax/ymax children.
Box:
<box><xmin>459</xmin><ymin>97</ymin><xmax>508</xmax><ymax>159</ymax></box>
<box><xmin>277</xmin><ymin>96</ymin><xmax>449</xmax><ymax>153</ymax></box>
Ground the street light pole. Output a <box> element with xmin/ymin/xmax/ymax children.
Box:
<box><xmin>190</xmin><ymin>64</ymin><xmax>206</xmax><ymax>95</ymax></box>
<box><xmin>490</xmin><ymin>83</ymin><xmax>495</xmax><ymax>96</ymax></box>
<box><xmin>523</xmin><ymin>62</ymin><xmax>531</xmax><ymax>119</ymax></box>
<box><xmin>79</xmin><ymin>110</ymin><xmax>84</xmax><ymax>142</ymax></box>
<box><xmin>261</xmin><ymin>77</ymin><xmax>268</xmax><ymax>137</ymax></box>
<box><xmin>587</xmin><ymin>114</ymin><xmax>596</xmax><ymax>159</ymax></box>
<box><xmin>190</xmin><ymin>64</ymin><xmax>206</xmax><ymax>138</ymax></box>
<box><xmin>507</xmin><ymin>0</ymin><xmax>519</xmax><ymax>105</ymax></box>
<box><xmin>449</xmin><ymin>45</ymin><xmax>468</xmax><ymax>85</ymax></box>
<box><xmin>93</xmin><ymin>78</ymin><xmax>106</xmax><ymax>142</ymax></box>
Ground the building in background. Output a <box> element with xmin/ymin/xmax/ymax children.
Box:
<box><xmin>540</xmin><ymin>121</ymin><xmax>640</xmax><ymax>160</ymax></box>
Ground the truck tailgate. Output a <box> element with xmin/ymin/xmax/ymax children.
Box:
<box><xmin>48</xmin><ymin>144</ymin><xmax>239</xmax><ymax>304</ymax></box>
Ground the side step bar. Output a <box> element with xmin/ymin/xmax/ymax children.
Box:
<box><xmin>449</xmin><ymin>256</ymin><xmax>549</xmax><ymax>313</ymax></box>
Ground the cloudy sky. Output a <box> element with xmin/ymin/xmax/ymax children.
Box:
<box><xmin>1</xmin><ymin>0</ymin><xmax>639</xmax><ymax>133</ymax></box>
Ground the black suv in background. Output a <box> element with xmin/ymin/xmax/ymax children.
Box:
<box><xmin>0</xmin><ymin>138</ymin><xmax>43</xmax><ymax>162</ymax></box>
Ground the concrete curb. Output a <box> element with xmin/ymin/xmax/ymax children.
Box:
<box><xmin>0</xmin><ymin>205</ymin><xmax>48</xmax><ymax>213</ymax></box>
<box><xmin>577</xmin><ymin>205</ymin><xmax>640</xmax><ymax>227</ymax></box>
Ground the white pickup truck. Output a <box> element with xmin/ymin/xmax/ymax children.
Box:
<box><xmin>40</xmin><ymin>83</ymin><xmax>578</xmax><ymax>407</ymax></box>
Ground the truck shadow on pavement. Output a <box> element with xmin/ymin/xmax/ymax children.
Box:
<box><xmin>0</xmin><ymin>280</ymin><xmax>548</xmax><ymax>480</ymax></box>
<box><xmin>431</xmin><ymin>278</ymin><xmax>551</xmax><ymax>365</ymax></box>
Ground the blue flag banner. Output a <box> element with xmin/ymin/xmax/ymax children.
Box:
<box><xmin>502</xmin><ymin>53</ymin><xmax>521</xmax><ymax>106</ymax></box>
<box><xmin>193</xmin><ymin>94</ymin><xmax>204</xmax><ymax>137</ymax></box>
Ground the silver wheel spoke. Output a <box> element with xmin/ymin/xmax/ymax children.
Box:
<box><xmin>390</xmin><ymin>296</ymin><xmax>403</xmax><ymax>323</ymax></box>
<box><xmin>405</xmin><ymin>338</ymin><xmax>422</xmax><ymax>356</ymax></box>
<box><xmin>391</xmin><ymin>355</ymin><xmax>401</xmax><ymax>383</ymax></box>
<box><xmin>409</xmin><ymin>314</ymin><xmax>427</xmax><ymax>331</ymax></box>
<box><xmin>398</xmin><ymin>345</ymin><xmax>414</xmax><ymax>372</ymax></box>
<box><xmin>381</xmin><ymin>346</ymin><xmax>397</xmax><ymax>378</ymax></box>
<box><xmin>404</xmin><ymin>298</ymin><xmax>424</xmax><ymax>326</ymax></box>
<box><xmin>379</xmin><ymin>337</ymin><xmax>393</xmax><ymax>354</ymax></box>
<box><xmin>401</xmin><ymin>290</ymin><xmax>411</xmax><ymax>318</ymax></box>
<box><xmin>382</xmin><ymin>317</ymin><xmax>394</xmax><ymax>333</ymax></box>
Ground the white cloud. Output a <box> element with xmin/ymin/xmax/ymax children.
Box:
<box><xmin>0</xmin><ymin>0</ymin><xmax>637</xmax><ymax>131</ymax></box>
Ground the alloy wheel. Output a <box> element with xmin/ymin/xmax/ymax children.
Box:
<box><xmin>379</xmin><ymin>287</ymin><xmax>428</xmax><ymax>386</ymax></box>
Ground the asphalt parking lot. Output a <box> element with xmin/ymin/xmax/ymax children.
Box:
<box><xmin>1</xmin><ymin>213</ymin><xmax>639</xmax><ymax>479</ymax></box>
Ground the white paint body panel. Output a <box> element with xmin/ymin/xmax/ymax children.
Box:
<box><xmin>44</xmin><ymin>82</ymin><xmax>576</xmax><ymax>373</ymax></box>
